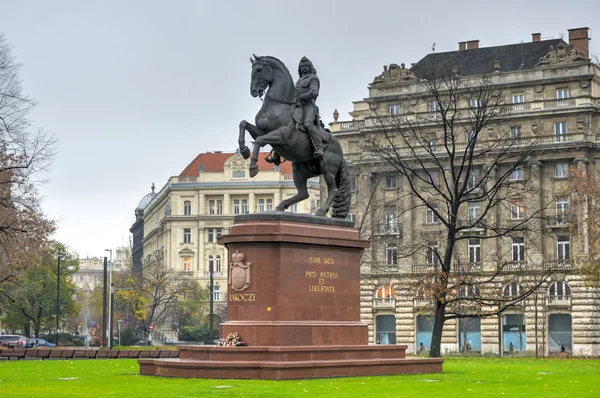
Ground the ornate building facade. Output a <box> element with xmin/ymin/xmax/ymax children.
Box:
<box><xmin>140</xmin><ymin>151</ymin><xmax>321</xmax><ymax>325</ymax></box>
<box><xmin>331</xmin><ymin>27</ymin><xmax>600</xmax><ymax>356</ymax></box>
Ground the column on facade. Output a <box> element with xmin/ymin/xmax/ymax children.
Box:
<box><xmin>198</xmin><ymin>227</ymin><xmax>204</xmax><ymax>277</ymax></box>
<box><xmin>223</xmin><ymin>193</ymin><xmax>230</xmax><ymax>215</ymax></box>
<box><xmin>198</xmin><ymin>192</ymin><xmax>205</xmax><ymax>215</ymax></box>
<box><xmin>530</xmin><ymin>161</ymin><xmax>544</xmax><ymax>266</ymax></box>
<box><xmin>402</xmin><ymin>174</ymin><xmax>414</xmax><ymax>268</ymax></box>
<box><xmin>575</xmin><ymin>158</ymin><xmax>589</xmax><ymax>255</ymax></box>
<box><xmin>248</xmin><ymin>192</ymin><xmax>255</xmax><ymax>213</ymax></box>
<box><xmin>273</xmin><ymin>191</ymin><xmax>281</xmax><ymax>209</ymax></box>
<box><xmin>482</xmin><ymin>164</ymin><xmax>497</xmax><ymax>271</ymax></box>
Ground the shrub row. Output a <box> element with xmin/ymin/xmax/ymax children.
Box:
<box><xmin>0</xmin><ymin>348</ymin><xmax>179</xmax><ymax>360</ymax></box>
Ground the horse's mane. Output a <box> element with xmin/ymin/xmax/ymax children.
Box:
<box><xmin>260</xmin><ymin>56</ymin><xmax>293</xmax><ymax>83</ymax></box>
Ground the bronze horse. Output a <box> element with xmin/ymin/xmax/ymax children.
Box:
<box><xmin>238</xmin><ymin>55</ymin><xmax>350</xmax><ymax>218</ymax></box>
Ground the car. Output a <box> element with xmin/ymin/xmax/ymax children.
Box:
<box><xmin>0</xmin><ymin>335</ymin><xmax>28</xmax><ymax>348</ymax></box>
<box><xmin>25</xmin><ymin>338</ymin><xmax>57</xmax><ymax>348</ymax></box>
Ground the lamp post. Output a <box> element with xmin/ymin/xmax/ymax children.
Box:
<box><xmin>117</xmin><ymin>319</ymin><xmax>122</xmax><ymax>346</ymax></box>
<box><xmin>56</xmin><ymin>252</ymin><xmax>61</xmax><ymax>345</ymax></box>
<box><xmin>105</xmin><ymin>249</ymin><xmax>113</xmax><ymax>348</ymax></box>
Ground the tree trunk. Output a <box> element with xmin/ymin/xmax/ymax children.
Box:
<box><xmin>429</xmin><ymin>299</ymin><xmax>446</xmax><ymax>357</ymax></box>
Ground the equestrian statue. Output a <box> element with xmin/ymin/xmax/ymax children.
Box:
<box><xmin>238</xmin><ymin>55</ymin><xmax>351</xmax><ymax>218</ymax></box>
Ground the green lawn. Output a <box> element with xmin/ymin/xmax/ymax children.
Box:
<box><xmin>0</xmin><ymin>357</ymin><xmax>598</xmax><ymax>397</ymax></box>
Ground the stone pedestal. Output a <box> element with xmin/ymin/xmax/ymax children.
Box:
<box><xmin>139</xmin><ymin>213</ymin><xmax>443</xmax><ymax>379</ymax></box>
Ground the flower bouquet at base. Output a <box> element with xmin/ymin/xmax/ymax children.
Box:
<box><xmin>216</xmin><ymin>332</ymin><xmax>247</xmax><ymax>346</ymax></box>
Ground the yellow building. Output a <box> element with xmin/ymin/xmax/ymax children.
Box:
<box><xmin>141</xmin><ymin>151</ymin><xmax>320</xmax><ymax>321</ymax></box>
<box><xmin>331</xmin><ymin>28</ymin><xmax>600</xmax><ymax>356</ymax></box>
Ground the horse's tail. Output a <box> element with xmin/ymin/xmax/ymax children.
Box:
<box><xmin>330</xmin><ymin>158</ymin><xmax>351</xmax><ymax>219</ymax></box>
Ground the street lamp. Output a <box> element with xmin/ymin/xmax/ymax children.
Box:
<box><xmin>105</xmin><ymin>249</ymin><xmax>113</xmax><ymax>348</ymax></box>
<box><xmin>56</xmin><ymin>251</ymin><xmax>62</xmax><ymax>345</ymax></box>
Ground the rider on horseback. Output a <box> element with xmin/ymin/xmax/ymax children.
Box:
<box><xmin>267</xmin><ymin>56</ymin><xmax>323</xmax><ymax>165</ymax></box>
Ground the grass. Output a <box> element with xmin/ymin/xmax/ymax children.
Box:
<box><xmin>0</xmin><ymin>357</ymin><xmax>598</xmax><ymax>397</ymax></box>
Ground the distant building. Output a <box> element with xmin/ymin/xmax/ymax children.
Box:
<box><xmin>331</xmin><ymin>27</ymin><xmax>600</xmax><ymax>356</ymax></box>
<box><xmin>139</xmin><ymin>151</ymin><xmax>321</xmax><ymax>325</ymax></box>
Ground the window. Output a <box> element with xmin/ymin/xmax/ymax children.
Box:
<box><xmin>510</xmin><ymin>165</ymin><xmax>524</xmax><ymax>181</ymax></box>
<box><xmin>428</xmin><ymin>101</ymin><xmax>441</xmax><ymax>113</ymax></box>
<box><xmin>183</xmin><ymin>228</ymin><xmax>191</xmax><ymax>244</ymax></box>
<box><xmin>376</xmin><ymin>315</ymin><xmax>397</xmax><ymax>345</ymax></box>
<box><xmin>208</xmin><ymin>255</ymin><xmax>214</xmax><ymax>271</ymax></box>
<box><xmin>510</xmin><ymin>199</ymin><xmax>525</xmax><ymax>220</ymax></box>
<box><xmin>385</xmin><ymin>174</ymin><xmax>397</xmax><ymax>189</ymax></box>
<box><xmin>213</xmin><ymin>285</ymin><xmax>220</xmax><ymax>301</ymax></box>
<box><xmin>258</xmin><ymin>198</ymin><xmax>265</xmax><ymax>212</ymax></box>
<box><xmin>209</xmin><ymin>199</ymin><xmax>223</xmax><ymax>215</ymax></box>
<box><xmin>554</xmin><ymin>121</ymin><xmax>567</xmax><ymax>142</ymax></box>
<box><xmin>241</xmin><ymin>199</ymin><xmax>248</xmax><ymax>214</ymax></box>
<box><xmin>386</xmin><ymin>243</ymin><xmax>398</xmax><ymax>265</ymax></box>
<box><xmin>555</xmin><ymin>162</ymin><xmax>569</xmax><ymax>178</ymax></box>
<box><xmin>376</xmin><ymin>285</ymin><xmax>396</xmax><ymax>299</ymax></box>
<box><xmin>208</xmin><ymin>229</ymin><xmax>214</xmax><ymax>243</ymax></box>
<box><xmin>467</xmin><ymin>168</ymin><xmax>481</xmax><ymax>191</ymax></box>
<box><xmin>233</xmin><ymin>199</ymin><xmax>241</xmax><ymax>215</ymax></box>
<box><xmin>290</xmin><ymin>203</ymin><xmax>298</xmax><ymax>213</ymax></box>
<box><xmin>556</xmin><ymin>196</ymin><xmax>569</xmax><ymax>224</ymax></box>
<box><xmin>426</xmin><ymin>203</ymin><xmax>439</xmax><ymax>224</ymax></box>
<box><xmin>548</xmin><ymin>281</ymin><xmax>571</xmax><ymax>300</ymax></box>
<box><xmin>467</xmin><ymin>201</ymin><xmax>480</xmax><ymax>223</ymax></box>
<box><xmin>556</xmin><ymin>89</ymin><xmax>569</xmax><ymax>106</ymax></box>
<box><xmin>428</xmin><ymin>139</ymin><xmax>437</xmax><ymax>152</ymax></box>
<box><xmin>512</xmin><ymin>94</ymin><xmax>524</xmax><ymax>110</ymax></box>
<box><xmin>384</xmin><ymin>207</ymin><xmax>398</xmax><ymax>233</ymax></box>
<box><xmin>215</xmin><ymin>255</ymin><xmax>222</xmax><ymax>272</ymax></box>
<box><xmin>266</xmin><ymin>198</ymin><xmax>273</xmax><ymax>210</ymax></box>
<box><xmin>556</xmin><ymin>235</ymin><xmax>570</xmax><ymax>261</ymax></box>
<box><xmin>467</xmin><ymin>130</ymin><xmax>476</xmax><ymax>143</ymax></box>
<box><xmin>346</xmin><ymin>213</ymin><xmax>356</xmax><ymax>222</ymax></box>
<box><xmin>459</xmin><ymin>285</ymin><xmax>480</xmax><ymax>298</ymax></box>
<box><xmin>350</xmin><ymin>176</ymin><xmax>357</xmax><ymax>192</ymax></box>
<box><xmin>183</xmin><ymin>257</ymin><xmax>191</xmax><ymax>271</ymax></box>
<box><xmin>427</xmin><ymin>170</ymin><xmax>439</xmax><ymax>186</ymax></box>
<box><xmin>426</xmin><ymin>241</ymin><xmax>438</xmax><ymax>265</ymax></box>
<box><xmin>232</xmin><ymin>170</ymin><xmax>246</xmax><ymax>178</ymax></box>
<box><xmin>468</xmin><ymin>99</ymin><xmax>481</xmax><ymax>109</ymax></box>
<box><xmin>512</xmin><ymin>237</ymin><xmax>525</xmax><ymax>262</ymax></box>
<box><xmin>503</xmin><ymin>282</ymin><xmax>521</xmax><ymax>298</ymax></box>
<box><xmin>468</xmin><ymin>239</ymin><xmax>481</xmax><ymax>263</ymax></box>
<box><xmin>216</xmin><ymin>228</ymin><xmax>222</xmax><ymax>239</ymax></box>
<box><xmin>388</xmin><ymin>104</ymin><xmax>400</xmax><ymax>115</ymax></box>
<box><xmin>510</xmin><ymin>126</ymin><xmax>522</xmax><ymax>140</ymax></box>
<box><xmin>184</xmin><ymin>200</ymin><xmax>191</xmax><ymax>216</ymax></box>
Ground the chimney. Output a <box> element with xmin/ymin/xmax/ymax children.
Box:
<box><xmin>532</xmin><ymin>33</ymin><xmax>541</xmax><ymax>42</ymax></box>
<box><xmin>466</xmin><ymin>40</ymin><xmax>480</xmax><ymax>50</ymax></box>
<box><xmin>493</xmin><ymin>60</ymin><xmax>501</xmax><ymax>72</ymax></box>
<box><xmin>459</xmin><ymin>42</ymin><xmax>466</xmax><ymax>51</ymax></box>
<box><xmin>568</xmin><ymin>27</ymin><xmax>590</xmax><ymax>59</ymax></box>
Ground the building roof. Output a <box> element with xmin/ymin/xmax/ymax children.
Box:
<box><xmin>410</xmin><ymin>39</ymin><xmax>567</xmax><ymax>78</ymax></box>
<box><xmin>179</xmin><ymin>151</ymin><xmax>293</xmax><ymax>176</ymax></box>
<box><xmin>136</xmin><ymin>184</ymin><xmax>157</xmax><ymax>210</ymax></box>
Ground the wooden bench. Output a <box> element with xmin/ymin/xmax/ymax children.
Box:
<box><xmin>148</xmin><ymin>350</ymin><xmax>160</xmax><ymax>358</ymax></box>
<box><xmin>36</xmin><ymin>349</ymin><xmax>51</xmax><ymax>359</ymax></box>
<box><xmin>73</xmin><ymin>350</ymin><xmax>87</xmax><ymax>359</ymax></box>
<box><xmin>106</xmin><ymin>350</ymin><xmax>120</xmax><ymax>359</ymax></box>
<box><xmin>96</xmin><ymin>350</ymin><xmax>108</xmax><ymax>358</ymax></box>
<box><xmin>0</xmin><ymin>349</ymin><xmax>14</xmax><ymax>359</ymax></box>
<box><xmin>84</xmin><ymin>350</ymin><xmax>97</xmax><ymax>359</ymax></box>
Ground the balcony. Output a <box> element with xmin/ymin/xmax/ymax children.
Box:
<box><xmin>414</xmin><ymin>297</ymin><xmax>434</xmax><ymax>307</ymax></box>
<box><xmin>547</xmin><ymin>214</ymin><xmax>570</xmax><ymax>228</ymax></box>
<box><xmin>338</xmin><ymin>120</ymin><xmax>365</xmax><ymax>130</ymax></box>
<box><xmin>455</xmin><ymin>262</ymin><xmax>482</xmax><ymax>274</ymax></box>
<box><xmin>543</xmin><ymin>98</ymin><xmax>575</xmax><ymax>108</ymax></box>
<box><xmin>541</xmin><ymin>259</ymin><xmax>572</xmax><ymax>271</ymax></box>
<box><xmin>412</xmin><ymin>264</ymin><xmax>436</xmax><ymax>274</ymax></box>
<box><xmin>376</xmin><ymin>224</ymin><xmax>402</xmax><ymax>235</ymax></box>
<box><xmin>370</xmin><ymin>266</ymin><xmax>400</xmax><ymax>275</ymax></box>
<box><xmin>503</xmin><ymin>261</ymin><xmax>529</xmax><ymax>272</ymax></box>
<box><xmin>547</xmin><ymin>295</ymin><xmax>572</xmax><ymax>307</ymax></box>
<box><xmin>202</xmin><ymin>271</ymin><xmax>224</xmax><ymax>277</ymax></box>
<box><xmin>373</xmin><ymin>298</ymin><xmax>396</xmax><ymax>309</ymax></box>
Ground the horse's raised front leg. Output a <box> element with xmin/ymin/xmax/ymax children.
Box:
<box><xmin>238</xmin><ymin>120</ymin><xmax>264</xmax><ymax>160</ymax></box>
<box><xmin>249</xmin><ymin>129</ymin><xmax>286</xmax><ymax>178</ymax></box>
<box><xmin>275</xmin><ymin>163</ymin><xmax>311</xmax><ymax>212</ymax></box>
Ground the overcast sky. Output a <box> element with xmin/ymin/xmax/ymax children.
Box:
<box><xmin>1</xmin><ymin>0</ymin><xmax>599</xmax><ymax>259</ymax></box>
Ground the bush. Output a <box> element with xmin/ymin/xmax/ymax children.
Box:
<box><xmin>180</xmin><ymin>324</ymin><xmax>214</xmax><ymax>344</ymax></box>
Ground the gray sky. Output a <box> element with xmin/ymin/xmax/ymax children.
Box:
<box><xmin>1</xmin><ymin>0</ymin><xmax>599</xmax><ymax>258</ymax></box>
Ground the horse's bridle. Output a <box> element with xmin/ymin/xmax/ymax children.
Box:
<box><xmin>255</xmin><ymin>59</ymin><xmax>295</xmax><ymax>105</ymax></box>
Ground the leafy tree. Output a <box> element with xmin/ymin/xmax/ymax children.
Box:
<box><xmin>1</xmin><ymin>242</ymin><xmax>79</xmax><ymax>337</ymax></box>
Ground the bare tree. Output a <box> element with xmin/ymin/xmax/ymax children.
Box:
<box><xmin>364</xmin><ymin>69</ymin><xmax>562</xmax><ymax>357</ymax></box>
<box><xmin>0</xmin><ymin>35</ymin><xmax>56</xmax><ymax>293</ymax></box>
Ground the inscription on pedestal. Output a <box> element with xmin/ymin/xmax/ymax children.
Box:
<box><xmin>306</xmin><ymin>256</ymin><xmax>338</xmax><ymax>293</ymax></box>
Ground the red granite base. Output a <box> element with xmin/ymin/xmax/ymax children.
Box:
<box><xmin>139</xmin><ymin>345</ymin><xmax>443</xmax><ymax>380</ymax></box>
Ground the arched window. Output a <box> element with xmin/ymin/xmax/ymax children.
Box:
<box><xmin>548</xmin><ymin>281</ymin><xmax>571</xmax><ymax>304</ymax></box>
<box><xmin>208</xmin><ymin>255</ymin><xmax>214</xmax><ymax>271</ymax></box>
<box><xmin>184</xmin><ymin>200</ymin><xmax>192</xmax><ymax>216</ymax></box>
<box><xmin>183</xmin><ymin>257</ymin><xmax>191</xmax><ymax>271</ymax></box>
<box><xmin>233</xmin><ymin>199</ymin><xmax>241</xmax><ymax>215</ymax></box>
<box><xmin>503</xmin><ymin>282</ymin><xmax>522</xmax><ymax>298</ymax></box>
<box><xmin>215</xmin><ymin>255</ymin><xmax>222</xmax><ymax>273</ymax></box>
<box><xmin>258</xmin><ymin>198</ymin><xmax>265</xmax><ymax>212</ymax></box>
